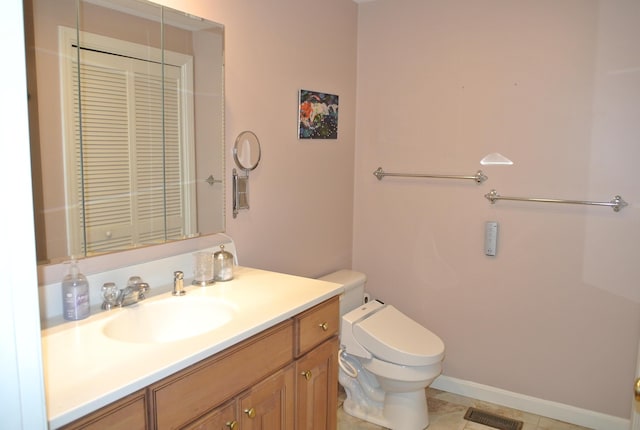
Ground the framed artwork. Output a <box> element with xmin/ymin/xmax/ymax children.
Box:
<box><xmin>298</xmin><ymin>89</ymin><xmax>339</xmax><ymax>139</ymax></box>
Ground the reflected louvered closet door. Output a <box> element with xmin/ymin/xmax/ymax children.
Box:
<box><xmin>74</xmin><ymin>60</ymin><xmax>134</xmax><ymax>254</ymax></box>
<box><xmin>72</xmin><ymin>50</ymin><xmax>185</xmax><ymax>255</ymax></box>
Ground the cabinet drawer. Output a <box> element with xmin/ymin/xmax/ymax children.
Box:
<box><xmin>150</xmin><ymin>321</ymin><xmax>293</xmax><ymax>429</ymax></box>
<box><xmin>60</xmin><ymin>389</ymin><xmax>148</xmax><ymax>430</ymax></box>
<box><xmin>294</xmin><ymin>296</ymin><xmax>339</xmax><ymax>357</ymax></box>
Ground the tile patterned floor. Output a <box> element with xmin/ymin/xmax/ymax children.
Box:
<box><xmin>337</xmin><ymin>387</ymin><xmax>593</xmax><ymax>430</ymax></box>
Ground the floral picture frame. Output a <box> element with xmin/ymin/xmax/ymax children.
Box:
<box><xmin>298</xmin><ymin>89</ymin><xmax>339</xmax><ymax>139</ymax></box>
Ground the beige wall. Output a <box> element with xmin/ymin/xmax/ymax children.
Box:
<box><xmin>353</xmin><ymin>0</ymin><xmax>640</xmax><ymax>419</ymax></box>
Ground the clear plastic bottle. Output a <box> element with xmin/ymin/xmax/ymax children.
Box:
<box><xmin>62</xmin><ymin>260</ymin><xmax>90</xmax><ymax>321</ymax></box>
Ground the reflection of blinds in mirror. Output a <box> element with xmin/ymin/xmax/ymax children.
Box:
<box><xmin>71</xmin><ymin>53</ymin><xmax>186</xmax><ymax>255</ymax></box>
<box><xmin>73</xmin><ymin>62</ymin><xmax>133</xmax><ymax>255</ymax></box>
<box><xmin>133</xmin><ymin>71</ymin><xmax>184</xmax><ymax>245</ymax></box>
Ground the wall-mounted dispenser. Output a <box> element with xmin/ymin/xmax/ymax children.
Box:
<box><xmin>232</xmin><ymin>131</ymin><xmax>261</xmax><ymax>218</ymax></box>
<box><xmin>480</xmin><ymin>152</ymin><xmax>514</xmax><ymax>166</ymax></box>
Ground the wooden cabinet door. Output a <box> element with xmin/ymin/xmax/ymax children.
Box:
<box><xmin>295</xmin><ymin>337</ymin><xmax>338</xmax><ymax>430</ymax></box>
<box><xmin>181</xmin><ymin>400</ymin><xmax>237</xmax><ymax>430</ymax></box>
<box><xmin>238</xmin><ymin>366</ymin><xmax>294</xmax><ymax>430</ymax></box>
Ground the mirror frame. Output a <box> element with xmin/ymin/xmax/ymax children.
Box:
<box><xmin>233</xmin><ymin>130</ymin><xmax>261</xmax><ymax>171</ymax></box>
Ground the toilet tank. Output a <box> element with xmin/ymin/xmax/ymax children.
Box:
<box><xmin>319</xmin><ymin>270</ymin><xmax>367</xmax><ymax>317</ymax></box>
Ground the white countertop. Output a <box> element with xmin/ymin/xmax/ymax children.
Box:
<box><xmin>41</xmin><ymin>266</ymin><xmax>343</xmax><ymax>429</ymax></box>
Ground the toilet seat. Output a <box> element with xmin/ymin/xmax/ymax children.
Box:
<box><xmin>353</xmin><ymin>305</ymin><xmax>444</xmax><ymax>366</ymax></box>
<box><xmin>363</xmin><ymin>356</ymin><xmax>442</xmax><ymax>383</ymax></box>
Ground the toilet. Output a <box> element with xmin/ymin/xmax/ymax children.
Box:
<box><xmin>320</xmin><ymin>270</ymin><xmax>445</xmax><ymax>430</ymax></box>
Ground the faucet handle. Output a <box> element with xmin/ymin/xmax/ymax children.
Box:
<box><xmin>127</xmin><ymin>276</ymin><xmax>143</xmax><ymax>287</ymax></box>
<box><xmin>137</xmin><ymin>282</ymin><xmax>150</xmax><ymax>300</ymax></box>
<box><xmin>101</xmin><ymin>282</ymin><xmax>118</xmax><ymax>310</ymax></box>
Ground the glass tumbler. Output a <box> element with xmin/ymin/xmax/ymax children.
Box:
<box><xmin>193</xmin><ymin>251</ymin><xmax>215</xmax><ymax>286</ymax></box>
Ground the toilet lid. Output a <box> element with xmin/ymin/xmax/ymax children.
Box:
<box><xmin>353</xmin><ymin>305</ymin><xmax>444</xmax><ymax>366</ymax></box>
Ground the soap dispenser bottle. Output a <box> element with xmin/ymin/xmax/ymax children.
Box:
<box><xmin>62</xmin><ymin>260</ymin><xmax>90</xmax><ymax>320</ymax></box>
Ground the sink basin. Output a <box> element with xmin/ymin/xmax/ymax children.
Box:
<box><xmin>103</xmin><ymin>296</ymin><xmax>235</xmax><ymax>343</ymax></box>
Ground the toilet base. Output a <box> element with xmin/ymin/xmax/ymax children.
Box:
<box><xmin>342</xmin><ymin>390</ymin><xmax>429</xmax><ymax>430</ymax></box>
<box><xmin>339</xmin><ymin>356</ymin><xmax>429</xmax><ymax>430</ymax></box>
<box><xmin>384</xmin><ymin>390</ymin><xmax>429</xmax><ymax>429</ymax></box>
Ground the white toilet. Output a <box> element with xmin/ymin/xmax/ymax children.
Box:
<box><xmin>320</xmin><ymin>270</ymin><xmax>445</xmax><ymax>430</ymax></box>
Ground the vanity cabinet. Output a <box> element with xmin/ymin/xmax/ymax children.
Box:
<box><xmin>58</xmin><ymin>296</ymin><xmax>339</xmax><ymax>430</ymax></box>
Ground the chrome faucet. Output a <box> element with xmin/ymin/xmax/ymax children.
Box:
<box><xmin>173</xmin><ymin>271</ymin><xmax>186</xmax><ymax>296</ymax></box>
<box><xmin>101</xmin><ymin>277</ymin><xmax>150</xmax><ymax>309</ymax></box>
<box><xmin>116</xmin><ymin>282</ymin><xmax>150</xmax><ymax>307</ymax></box>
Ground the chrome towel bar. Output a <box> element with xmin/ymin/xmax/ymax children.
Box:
<box><xmin>484</xmin><ymin>190</ymin><xmax>628</xmax><ymax>212</ymax></box>
<box><xmin>373</xmin><ymin>167</ymin><xmax>488</xmax><ymax>184</ymax></box>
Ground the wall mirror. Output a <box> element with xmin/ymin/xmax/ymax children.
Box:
<box><xmin>25</xmin><ymin>0</ymin><xmax>225</xmax><ymax>264</ymax></box>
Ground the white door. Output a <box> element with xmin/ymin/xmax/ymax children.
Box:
<box><xmin>632</xmin><ymin>338</ymin><xmax>640</xmax><ymax>430</ymax></box>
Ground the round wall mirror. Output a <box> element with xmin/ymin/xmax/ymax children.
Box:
<box><xmin>233</xmin><ymin>131</ymin><xmax>261</xmax><ymax>171</ymax></box>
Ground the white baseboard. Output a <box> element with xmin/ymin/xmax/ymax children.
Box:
<box><xmin>431</xmin><ymin>375</ymin><xmax>629</xmax><ymax>430</ymax></box>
